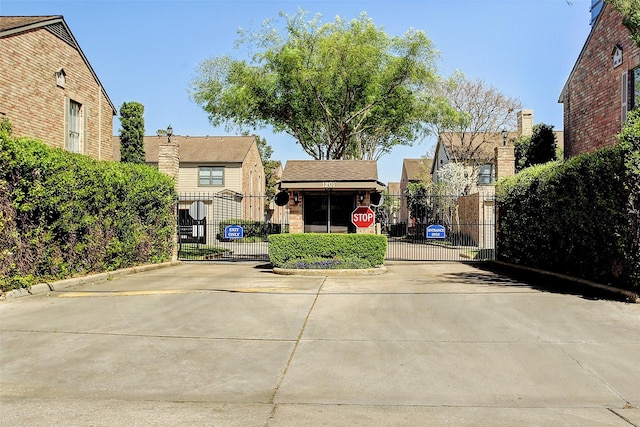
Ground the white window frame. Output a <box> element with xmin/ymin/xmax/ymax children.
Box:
<box><xmin>199</xmin><ymin>166</ymin><xmax>224</xmax><ymax>186</ymax></box>
<box><xmin>64</xmin><ymin>97</ymin><xmax>87</xmax><ymax>154</ymax></box>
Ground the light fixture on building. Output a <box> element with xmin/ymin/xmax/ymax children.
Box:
<box><xmin>167</xmin><ymin>124</ymin><xmax>173</xmax><ymax>143</ymax></box>
<box><xmin>359</xmin><ymin>192</ymin><xmax>365</xmax><ymax>204</ymax></box>
<box><xmin>293</xmin><ymin>193</ymin><xmax>299</xmax><ymax>204</ymax></box>
<box><xmin>501</xmin><ymin>129</ymin><xmax>508</xmax><ymax>146</ymax></box>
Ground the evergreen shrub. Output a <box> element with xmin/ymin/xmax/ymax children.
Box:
<box><xmin>0</xmin><ymin>132</ymin><xmax>176</xmax><ymax>292</ymax></box>
<box><xmin>496</xmin><ymin>121</ymin><xmax>640</xmax><ymax>291</ymax></box>
<box><xmin>268</xmin><ymin>233</ymin><xmax>387</xmax><ymax>268</ymax></box>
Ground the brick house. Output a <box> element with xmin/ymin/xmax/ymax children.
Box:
<box><xmin>0</xmin><ymin>16</ymin><xmax>117</xmax><ymax>160</ymax></box>
<box><xmin>398</xmin><ymin>158</ymin><xmax>432</xmax><ymax>225</ymax></box>
<box><xmin>559</xmin><ymin>2</ymin><xmax>640</xmax><ymax>157</ymax></box>
<box><xmin>138</xmin><ymin>135</ymin><xmax>265</xmax><ymax>244</ymax></box>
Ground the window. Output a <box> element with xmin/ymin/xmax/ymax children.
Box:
<box><xmin>65</xmin><ymin>98</ymin><xmax>86</xmax><ymax>154</ymax></box>
<box><xmin>478</xmin><ymin>164</ymin><xmax>494</xmax><ymax>185</ymax></box>
<box><xmin>199</xmin><ymin>166</ymin><xmax>224</xmax><ymax>186</ymax></box>
<box><xmin>623</xmin><ymin>67</ymin><xmax>640</xmax><ymax>124</ymax></box>
<box><xmin>633</xmin><ymin>67</ymin><xmax>640</xmax><ymax>110</ymax></box>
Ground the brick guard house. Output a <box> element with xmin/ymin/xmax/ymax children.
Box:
<box><xmin>279</xmin><ymin>160</ymin><xmax>386</xmax><ymax>234</ymax></box>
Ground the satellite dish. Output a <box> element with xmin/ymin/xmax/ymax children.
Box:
<box><xmin>274</xmin><ymin>191</ymin><xmax>289</xmax><ymax>206</ymax></box>
<box><xmin>370</xmin><ymin>191</ymin><xmax>383</xmax><ymax>207</ymax></box>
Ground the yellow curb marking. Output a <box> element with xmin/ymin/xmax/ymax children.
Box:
<box><xmin>58</xmin><ymin>288</ymin><xmax>298</xmax><ymax>298</ymax></box>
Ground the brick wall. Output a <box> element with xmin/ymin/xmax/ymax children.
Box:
<box><xmin>0</xmin><ymin>27</ymin><xmax>115</xmax><ymax>160</ymax></box>
<box><xmin>240</xmin><ymin>139</ymin><xmax>265</xmax><ymax>221</ymax></box>
<box><xmin>562</xmin><ymin>4</ymin><xmax>640</xmax><ymax>157</ymax></box>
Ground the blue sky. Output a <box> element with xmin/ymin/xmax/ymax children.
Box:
<box><xmin>2</xmin><ymin>0</ymin><xmax>593</xmax><ymax>184</ymax></box>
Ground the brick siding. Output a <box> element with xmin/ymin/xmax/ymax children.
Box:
<box><xmin>562</xmin><ymin>5</ymin><xmax>640</xmax><ymax>157</ymax></box>
<box><xmin>0</xmin><ymin>27</ymin><xmax>115</xmax><ymax>160</ymax></box>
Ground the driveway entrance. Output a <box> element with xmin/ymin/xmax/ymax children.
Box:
<box><xmin>1</xmin><ymin>262</ymin><xmax>639</xmax><ymax>426</ymax></box>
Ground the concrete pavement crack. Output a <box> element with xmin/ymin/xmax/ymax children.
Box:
<box><xmin>266</xmin><ymin>276</ymin><xmax>327</xmax><ymax>425</ymax></box>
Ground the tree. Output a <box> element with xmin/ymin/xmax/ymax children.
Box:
<box><xmin>430</xmin><ymin>72</ymin><xmax>522</xmax><ymax>166</ymax></box>
<box><xmin>514</xmin><ymin>123</ymin><xmax>558</xmax><ymax>172</ymax></box>
<box><xmin>607</xmin><ymin>0</ymin><xmax>640</xmax><ymax>47</ymax></box>
<box><xmin>190</xmin><ymin>10</ymin><xmax>453</xmax><ymax>160</ymax></box>
<box><xmin>119</xmin><ymin>102</ymin><xmax>145</xmax><ymax>164</ymax></box>
<box><xmin>254</xmin><ymin>135</ymin><xmax>281</xmax><ymax>209</ymax></box>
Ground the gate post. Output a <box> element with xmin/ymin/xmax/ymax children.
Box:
<box><xmin>158</xmin><ymin>141</ymin><xmax>180</xmax><ymax>261</ymax></box>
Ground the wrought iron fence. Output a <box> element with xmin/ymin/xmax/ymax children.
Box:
<box><xmin>177</xmin><ymin>192</ymin><xmax>288</xmax><ymax>261</ymax></box>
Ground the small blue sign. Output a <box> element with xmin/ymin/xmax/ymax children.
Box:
<box><xmin>426</xmin><ymin>224</ymin><xmax>446</xmax><ymax>239</ymax></box>
<box><xmin>224</xmin><ymin>225</ymin><xmax>244</xmax><ymax>240</ymax></box>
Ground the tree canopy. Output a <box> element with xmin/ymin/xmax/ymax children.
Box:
<box><xmin>190</xmin><ymin>10</ymin><xmax>454</xmax><ymax>160</ymax></box>
<box><xmin>514</xmin><ymin>123</ymin><xmax>558</xmax><ymax>172</ymax></box>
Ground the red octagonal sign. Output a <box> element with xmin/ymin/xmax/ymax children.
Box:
<box><xmin>351</xmin><ymin>206</ymin><xmax>375</xmax><ymax>228</ymax></box>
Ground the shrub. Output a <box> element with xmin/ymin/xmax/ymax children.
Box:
<box><xmin>0</xmin><ymin>135</ymin><xmax>177</xmax><ymax>292</ymax></box>
<box><xmin>496</xmin><ymin>141</ymin><xmax>638</xmax><ymax>291</ymax></box>
<box><xmin>268</xmin><ymin>234</ymin><xmax>387</xmax><ymax>268</ymax></box>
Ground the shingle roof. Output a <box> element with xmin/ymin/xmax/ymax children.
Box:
<box><xmin>281</xmin><ymin>160</ymin><xmax>379</xmax><ymax>182</ymax></box>
<box><xmin>439</xmin><ymin>132</ymin><xmax>514</xmax><ymax>161</ymax></box>
<box><xmin>142</xmin><ymin>135</ymin><xmax>257</xmax><ymax>163</ymax></box>
<box><xmin>403</xmin><ymin>158</ymin><xmax>432</xmax><ymax>181</ymax></box>
<box><xmin>0</xmin><ymin>16</ymin><xmax>61</xmax><ymax>32</ymax></box>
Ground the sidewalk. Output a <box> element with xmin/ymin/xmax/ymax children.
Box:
<box><xmin>1</xmin><ymin>262</ymin><xmax>639</xmax><ymax>426</ymax></box>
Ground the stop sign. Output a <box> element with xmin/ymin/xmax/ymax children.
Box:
<box><xmin>351</xmin><ymin>206</ymin><xmax>375</xmax><ymax>228</ymax></box>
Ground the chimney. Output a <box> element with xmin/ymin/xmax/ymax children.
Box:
<box><xmin>517</xmin><ymin>109</ymin><xmax>534</xmax><ymax>137</ymax></box>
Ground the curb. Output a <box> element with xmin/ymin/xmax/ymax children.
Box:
<box><xmin>487</xmin><ymin>260</ymin><xmax>640</xmax><ymax>303</ymax></box>
<box><xmin>1</xmin><ymin>261</ymin><xmax>182</xmax><ymax>300</ymax></box>
<box><xmin>273</xmin><ymin>266</ymin><xmax>387</xmax><ymax>276</ymax></box>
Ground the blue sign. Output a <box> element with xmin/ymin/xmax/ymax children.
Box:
<box><xmin>224</xmin><ymin>225</ymin><xmax>244</xmax><ymax>240</ymax></box>
<box><xmin>426</xmin><ymin>224</ymin><xmax>446</xmax><ymax>239</ymax></box>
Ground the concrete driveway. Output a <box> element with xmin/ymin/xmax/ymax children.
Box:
<box><xmin>1</xmin><ymin>262</ymin><xmax>639</xmax><ymax>426</ymax></box>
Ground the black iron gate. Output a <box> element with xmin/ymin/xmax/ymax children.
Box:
<box><xmin>375</xmin><ymin>192</ymin><xmax>496</xmax><ymax>262</ymax></box>
<box><xmin>177</xmin><ymin>191</ymin><xmax>495</xmax><ymax>262</ymax></box>
<box><xmin>177</xmin><ymin>192</ymin><xmax>289</xmax><ymax>261</ymax></box>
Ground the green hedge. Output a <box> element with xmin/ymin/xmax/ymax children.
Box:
<box><xmin>0</xmin><ymin>132</ymin><xmax>177</xmax><ymax>292</ymax></box>
<box><xmin>268</xmin><ymin>233</ymin><xmax>387</xmax><ymax>268</ymax></box>
<box><xmin>496</xmin><ymin>131</ymin><xmax>639</xmax><ymax>291</ymax></box>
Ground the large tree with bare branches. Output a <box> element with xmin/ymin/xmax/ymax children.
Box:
<box><xmin>430</xmin><ymin>72</ymin><xmax>522</xmax><ymax>165</ymax></box>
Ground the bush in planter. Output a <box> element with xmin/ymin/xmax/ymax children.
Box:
<box><xmin>268</xmin><ymin>233</ymin><xmax>387</xmax><ymax>268</ymax></box>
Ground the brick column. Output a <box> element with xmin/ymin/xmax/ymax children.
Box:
<box><xmin>158</xmin><ymin>142</ymin><xmax>179</xmax><ymax>261</ymax></box>
<box><xmin>494</xmin><ymin>146</ymin><xmax>515</xmax><ymax>180</ymax></box>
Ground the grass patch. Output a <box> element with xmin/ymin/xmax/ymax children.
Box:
<box><xmin>178</xmin><ymin>245</ymin><xmax>229</xmax><ymax>260</ymax></box>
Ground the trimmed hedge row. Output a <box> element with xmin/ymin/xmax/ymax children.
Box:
<box><xmin>496</xmin><ymin>127</ymin><xmax>639</xmax><ymax>291</ymax></box>
<box><xmin>268</xmin><ymin>233</ymin><xmax>387</xmax><ymax>268</ymax></box>
<box><xmin>0</xmin><ymin>133</ymin><xmax>177</xmax><ymax>292</ymax></box>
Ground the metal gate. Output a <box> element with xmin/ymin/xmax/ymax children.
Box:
<box><xmin>375</xmin><ymin>193</ymin><xmax>496</xmax><ymax>262</ymax></box>
<box><xmin>177</xmin><ymin>191</ymin><xmax>495</xmax><ymax>263</ymax></box>
<box><xmin>177</xmin><ymin>192</ymin><xmax>289</xmax><ymax>261</ymax></box>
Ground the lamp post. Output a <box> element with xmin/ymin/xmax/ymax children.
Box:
<box><xmin>167</xmin><ymin>124</ymin><xmax>173</xmax><ymax>143</ymax></box>
<box><xmin>501</xmin><ymin>128</ymin><xmax>508</xmax><ymax>146</ymax></box>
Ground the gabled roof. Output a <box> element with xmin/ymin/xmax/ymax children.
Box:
<box><xmin>438</xmin><ymin>131</ymin><xmax>515</xmax><ymax>161</ymax></box>
<box><xmin>142</xmin><ymin>135</ymin><xmax>258</xmax><ymax>164</ymax></box>
<box><xmin>280</xmin><ymin>160</ymin><xmax>385</xmax><ymax>190</ymax></box>
<box><xmin>0</xmin><ymin>15</ymin><xmax>117</xmax><ymax>114</ymax></box>
<box><xmin>402</xmin><ymin>158</ymin><xmax>432</xmax><ymax>182</ymax></box>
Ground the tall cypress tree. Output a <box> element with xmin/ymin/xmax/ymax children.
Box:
<box><xmin>119</xmin><ymin>102</ymin><xmax>145</xmax><ymax>164</ymax></box>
